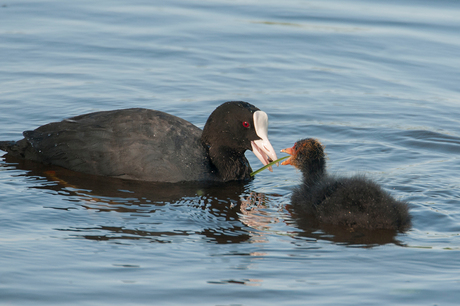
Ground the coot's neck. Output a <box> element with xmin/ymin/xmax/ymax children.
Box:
<box><xmin>206</xmin><ymin>145</ymin><xmax>252</xmax><ymax>182</ymax></box>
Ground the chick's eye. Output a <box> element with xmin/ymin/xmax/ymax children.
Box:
<box><xmin>242</xmin><ymin>121</ymin><xmax>250</xmax><ymax>128</ymax></box>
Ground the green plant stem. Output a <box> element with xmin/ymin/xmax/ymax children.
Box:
<box><xmin>250</xmin><ymin>155</ymin><xmax>289</xmax><ymax>177</ymax></box>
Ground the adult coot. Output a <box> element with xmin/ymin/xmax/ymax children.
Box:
<box><xmin>281</xmin><ymin>138</ymin><xmax>411</xmax><ymax>231</ymax></box>
<box><xmin>0</xmin><ymin>101</ymin><xmax>278</xmax><ymax>183</ymax></box>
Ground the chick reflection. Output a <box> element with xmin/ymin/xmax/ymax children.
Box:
<box><xmin>2</xmin><ymin>155</ymin><xmax>269</xmax><ymax>244</ymax></box>
<box><xmin>286</xmin><ymin>204</ymin><xmax>407</xmax><ymax>247</ymax></box>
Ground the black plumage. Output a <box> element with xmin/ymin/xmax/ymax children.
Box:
<box><xmin>0</xmin><ymin>101</ymin><xmax>277</xmax><ymax>183</ymax></box>
<box><xmin>282</xmin><ymin>138</ymin><xmax>411</xmax><ymax>231</ymax></box>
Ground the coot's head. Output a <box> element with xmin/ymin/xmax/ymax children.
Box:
<box><xmin>281</xmin><ymin>138</ymin><xmax>326</xmax><ymax>175</ymax></box>
<box><xmin>202</xmin><ymin>101</ymin><xmax>278</xmax><ymax>170</ymax></box>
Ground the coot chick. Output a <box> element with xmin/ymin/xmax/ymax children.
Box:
<box><xmin>281</xmin><ymin>138</ymin><xmax>411</xmax><ymax>231</ymax></box>
<box><xmin>0</xmin><ymin>101</ymin><xmax>278</xmax><ymax>183</ymax></box>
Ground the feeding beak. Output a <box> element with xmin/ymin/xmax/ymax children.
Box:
<box><xmin>280</xmin><ymin>145</ymin><xmax>295</xmax><ymax>166</ymax></box>
<box><xmin>250</xmin><ymin>111</ymin><xmax>278</xmax><ymax>171</ymax></box>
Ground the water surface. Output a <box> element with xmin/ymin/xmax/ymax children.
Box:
<box><xmin>1</xmin><ymin>0</ymin><xmax>460</xmax><ymax>305</ymax></box>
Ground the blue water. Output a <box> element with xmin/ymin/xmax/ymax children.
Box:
<box><xmin>1</xmin><ymin>0</ymin><xmax>460</xmax><ymax>305</ymax></box>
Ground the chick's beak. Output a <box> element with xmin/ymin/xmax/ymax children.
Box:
<box><xmin>280</xmin><ymin>146</ymin><xmax>295</xmax><ymax>166</ymax></box>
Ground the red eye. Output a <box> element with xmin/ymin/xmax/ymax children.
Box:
<box><xmin>242</xmin><ymin>121</ymin><xmax>250</xmax><ymax>128</ymax></box>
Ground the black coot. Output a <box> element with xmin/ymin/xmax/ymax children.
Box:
<box><xmin>281</xmin><ymin>138</ymin><xmax>411</xmax><ymax>231</ymax></box>
<box><xmin>0</xmin><ymin>101</ymin><xmax>278</xmax><ymax>183</ymax></box>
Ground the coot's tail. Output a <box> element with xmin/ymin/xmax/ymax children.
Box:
<box><xmin>0</xmin><ymin>141</ymin><xmax>15</xmax><ymax>152</ymax></box>
<box><xmin>0</xmin><ymin>140</ymin><xmax>27</xmax><ymax>157</ymax></box>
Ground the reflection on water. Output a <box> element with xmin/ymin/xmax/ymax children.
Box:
<box><xmin>3</xmin><ymin>154</ymin><xmax>404</xmax><ymax>246</ymax></box>
<box><xmin>287</xmin><ymin>204</ymin><xmax>407</xmax><ymax>247</ymax></box>
<box><xmin>3</xmin><ymin>155</ymin><xmax>255</xmax><ymax>244</ymax></box>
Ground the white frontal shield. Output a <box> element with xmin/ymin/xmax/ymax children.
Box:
<box><xmin>250</xmin><ymin>110</ymin><xmax>278</xmax><ymax>171</ymax></box>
